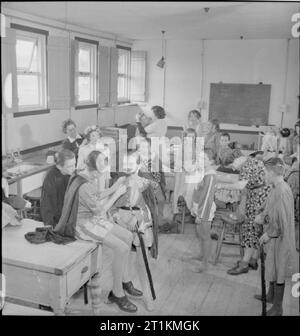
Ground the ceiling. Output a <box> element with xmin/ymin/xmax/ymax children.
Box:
<box><xmin>2</xmin><ymin>1</ymin><xmax>300</xmax><ymax>40</ymax></box>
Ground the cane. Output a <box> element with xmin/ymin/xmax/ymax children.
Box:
<box><xmin>260</xmin><ymin>243</ymin><xmax>267</xmax><ymax>316</ymax></box>
<box><xmin>136</xmin><ymin>229</ymin><xmax>156</xmax><ymax>300</ymax></box>
<box><xmin>132</xmin><ymin>208</ymin><xmax>156</xmax><ymax>300</ymax></box>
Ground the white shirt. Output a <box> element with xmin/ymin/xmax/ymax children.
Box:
<box><xmin>144</xmin><ymin>119</ymin><xmax>167</xmax><ymax>138</ymax></box>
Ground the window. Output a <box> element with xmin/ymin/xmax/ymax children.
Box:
<box><xmin>15</xmin><ymin>29</ymin><xmax>47</xmax><ymax>112</ymax></box>
<box><xmin>75</xmin><ymin>38</ymin><xmax>98</xmax><ymax>107</ymax></box>
<box><xmin>117</xmin><ymin>46</ymin><xmax>131</xmax><ymax>103</ymax></box>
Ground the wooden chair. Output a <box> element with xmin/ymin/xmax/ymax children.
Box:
<box><xmin>213</xmin><ymin>210</ymin><xmax>244</xmax><ymax>265</ymax></box>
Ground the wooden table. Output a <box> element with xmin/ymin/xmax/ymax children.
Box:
<box><xmin>4</xmin><ymin>156</ymin><xmax>54</xmax><ymax>197</ymax></box>
<box><xmin>2</xmin><ymin>219</ymin><xmax>101</xmax><ymax>315</ymax></box>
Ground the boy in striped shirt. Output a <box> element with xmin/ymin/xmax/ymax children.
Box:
<box><xmin>191</xmin><ymin>149</ymin><xmax>217</xmax><ymax>272</ymax></box>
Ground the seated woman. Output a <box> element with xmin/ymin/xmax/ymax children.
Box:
<box><xmin>40</xmin><ymin>149</ymin><xmax>76</xmax><ymax>228</ymax></box>
<box><xmin>110</xmin><ymin>150</ymin><xmax>158</xmax><ymax>311</ymax></box>
<box><xmin>61</xmin><ymin>119</ymin><xmax>84</xmax><ymax>160</ymax></box>
<box><xmin>68</xmin><ymin>150</ymin><xmax>142</xmax><ymax>313</ymax></box>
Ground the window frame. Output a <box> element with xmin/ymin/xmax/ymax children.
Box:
<box><xmin>12</xmin><ymin>23</ymin><xmax>49</xmax><ymax>115</ymax></box>
<box><xmin>74</xmin><ymin>37</ymin><xmax>99</xmax><ymax>109</ymax></box>
<box><xmin>117</xmin><ymin>45</ymin><xmax>131</xmax><ymax>104</ymax></box>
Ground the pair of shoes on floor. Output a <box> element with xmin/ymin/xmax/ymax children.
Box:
<box><xmin>107</xmin><ymin>282</ymin><xmax>143</xmax><ymax>313</ymax></box>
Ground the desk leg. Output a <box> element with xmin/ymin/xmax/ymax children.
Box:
<box><xmin>49</xmin><ymin>275</ymin><xmax>67</xmax><ymax>316</ymax></box>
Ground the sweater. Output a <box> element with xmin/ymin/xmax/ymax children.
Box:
<box><xmin>40</xmin><ymin>166</ymin><xmax>70</xmax><ymax>228</ymax></box>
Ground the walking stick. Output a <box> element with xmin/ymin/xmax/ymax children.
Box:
<box><xmin>260</xmin><ymin>243</ymin><xmax>267</xmax><ymax>316</ymax></box>
<box><xmin>131</xmin><ymin>208</ymin><xmax>156</xmax><ymax>300</ymax></box>
<box><xmin>136</xmin><ymin>229</ymin><xmax>156</xmax><ymax>300</ymax></box>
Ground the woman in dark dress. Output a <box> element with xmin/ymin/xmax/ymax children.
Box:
<box><xmin>61</xmin><ymin>119</ymin><xmax>84</xmax><ymax>160</ymax></box>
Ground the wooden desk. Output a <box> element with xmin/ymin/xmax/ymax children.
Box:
<box><xmin>2</xmin><ymin>219</ymin><xmax>101</xmax><ymax>315</ymax></box>
<box><xmin>4</xmin><ymin>156</ymin><xmax>54</xmax><ymax>197</ymax></box>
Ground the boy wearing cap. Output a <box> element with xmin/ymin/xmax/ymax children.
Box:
<box><xmin>254</xmin><ymin>157</ymin><xmax>297</xmax><ymax>316</ymax></box>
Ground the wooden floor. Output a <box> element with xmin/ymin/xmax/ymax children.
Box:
<box><xmin>66</xmin><ymin>223</ymin><xmax>299</xmax><ymax>316</ymax></box>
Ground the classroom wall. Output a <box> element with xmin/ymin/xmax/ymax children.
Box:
<box><xmin>133</xmin><ymin>38</ymin><xmax>299</xmax><ymax>129</ymax></box>
<box><xmin>1</xmin><ymin>10</ymin><xmax>135</xmax><ymax>155</ymax></box>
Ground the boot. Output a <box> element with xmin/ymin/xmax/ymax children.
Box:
<box><xmin>266</xmin><ymin>283</ymin><xmax>285</xmax><ymax>316</ymax></box>
<box><xmin>254</xmin><ymin>281</ymin><xmax>275</xmax><ymax>303</ymax></box>
<box><xmin>122</xmin><ymin>281</ymin><xmax>143</xmax><ymax>298</ymax></box>
<box><xmin>227</xmin><ymin>261</ymin><xmax>249</xmax><ymax>275</ymax></box>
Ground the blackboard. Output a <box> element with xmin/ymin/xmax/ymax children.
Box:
<box><xmin>209</xmin><ymin>83</ymin><xmax>271</xmax><ymax>126</ymax></box>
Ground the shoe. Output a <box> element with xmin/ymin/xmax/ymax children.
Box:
<box><xmin>210</xmin><ymin>232</ymin><xmax>219</xmax><ymax>240</ymax></box>
<box><xmin>122</xmin><ymin>281</ymin><xmax>143</xmax><ymax>298</ymax></box>
<box><xmin>107</xmin><ymin>291</ymin><xmax>137</xmax><ymax>313</ymax></box>
<box><xmin>235</xmin><ymin>259</ymin><xmax>258</xmax><ymax>271</ymax></box>
<box><xmin>266</xmin><ymin>283</ymin><xmax>285</xmax><ymax>316</ymax></box>
<box><xmin>227</xmin><ymin>261</ymin><xmax>249</xmax><ymax>275</ymax></box>
<box><xmin>254</xmin><ymin>282</ymin><xmax>275</xmax><ymax>304</ymax></box>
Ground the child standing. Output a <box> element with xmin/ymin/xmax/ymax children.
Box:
<box><xmin>190</xmin><ymin>149</ymin><xmax>217</xmax><ymax>272</ymax></box>
<box><xmin>254</xmin><ymin>157</ymin><xmax>297</xmax><ymax>316</ymax></box>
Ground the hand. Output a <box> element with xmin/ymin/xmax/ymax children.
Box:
<box><xmin>135</xmin><ymin>113</ymin><xmax>142</xmax><ymax>122</ymax></box>
<box><xmin>259</xmin><ymin>232</ymin><xmax>270</xmax><ymax>245</ymax></box>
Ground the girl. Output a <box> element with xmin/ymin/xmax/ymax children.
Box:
<box><xmin>65</xmin><ymin>150</ymin><xmax>143</xmax><ymax>313</ymax></box>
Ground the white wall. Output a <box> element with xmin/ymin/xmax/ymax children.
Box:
<box><xmin>133</xmin><ymin>38</ymin><xmax>299</xmax><ymax>129</ymax></box>
<box><xmin>1</xmin><ymin>10</ymin><xmax>133</xmax><ymax>154</ymax></box>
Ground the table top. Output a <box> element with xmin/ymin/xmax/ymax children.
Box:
<box><xmin>2</xmin><ymin>219</ymin><xmax>98</xmax><ymax>275</ymax></box>
<box><xmin>4</xmin><ymin>156</ymin><xmax>54</xmax><ymax>185</ymax></box>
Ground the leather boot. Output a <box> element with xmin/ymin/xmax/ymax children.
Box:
<box><xmin>266</xmin><ymin>283</ymin><xmax>285</xmax><ymax>316</ymax></box>
<box><xmin>227</xmin><ymin>261</ymin><xmax>249</xmax><ymax>275</ymax></box>
<box><xmin>254</xmin><ymin>281</ymin><xmax>275</xmax><ymax>303</ymax></box>
<box><xmin>122</xmin><ymin>281</ymin><xmax>143</xmax><ymax>298</ymax></box>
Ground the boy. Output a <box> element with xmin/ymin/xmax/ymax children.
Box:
<box><xmin>216</xmin><ymin>132</ymin><xmax>231</xmax><ymax>165</ymax></box>
<box><xmin>190</xmin><ymin>149</ymin><xmax>217</xmax><ymax>272</ymax></box>
<box><xmin>254</xmin><ymin>157</ymin><xmax>297</xmax><ymax>316</ymax></box>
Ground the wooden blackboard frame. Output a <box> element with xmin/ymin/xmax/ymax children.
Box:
<box><xmin>208</xmin><ymin>83</ymin><xmax>271</xmax><ymax>126</ymax></box>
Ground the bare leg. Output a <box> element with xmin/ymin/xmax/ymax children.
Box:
<box><xmin>242</xmin><ymin>247</ymin><xmax>255</xmax><ymax>264</ymax></box>
<box><xmin>193</xmin><ymin>221</ymin><xmax>212</xmax><ymax>272</ymax></box>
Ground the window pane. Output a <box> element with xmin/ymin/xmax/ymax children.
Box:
<box><xmin>16</xmin><ymin>38</ymin><xmax>36</xmax><ymax>70</ymax></box>
<box><xmin>118</xmin><ymin>53</ymin><xmax>126</xmax><ymax>74</ymax></box>
<box><xmin>79</xmin><ymin>48</ymin><xmax>90</xmax><ymax>72</ymax></box>
<box><xmin>118</xmin><ymin>76</ymin><xmax>127</xmax><ymax>99</ymax></box>
<box><xmin>17</xmin><ymin>74</ymin><xmax>39</xmax><ymax>106</ymax></box>
<box><xmin>78</xmin><ymin>76</ymin><xmax>91</xmax><ymax>101</ymax></box>
<box><xmin>30</xmin><ymin>45</ymin><xmax>38</xmax><ymax>72</ymax></box>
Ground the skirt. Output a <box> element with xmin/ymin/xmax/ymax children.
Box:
<box><xmin>76</xmin><ymin>215</ymin><xmax>114</xmax><ymax>243</ymax></box>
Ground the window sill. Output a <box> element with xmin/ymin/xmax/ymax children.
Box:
<box><xmin>13</xmin><ymin>109</ymin><xmax>50</xmax><ymax>118</ymax></box>
<box><xmin>117</xmin><ymin>102</ymin><xmax>138</xmax><ymax>107</ymax></box>
<box><xmin>75</xmin><ymin>104</ymin><xmax>99</xmax><ymax>110</ymax></box>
